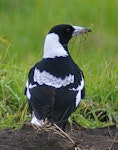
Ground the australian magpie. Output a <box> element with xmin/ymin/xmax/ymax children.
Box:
<box><xmin>25</xmin><ymin>24</ymin><xmax>91</xmax><ymax>130</ymax></box>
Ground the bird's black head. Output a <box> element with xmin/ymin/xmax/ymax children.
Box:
<box><xmin>48</xmin><ymin>24</ymin><xmax>75</xmax><ymax>46</ymax></box>
<box><xmin>48</xmin><ymin>24</ymin><xmax>91</xmax><ymax>46</ymax></box>
<box><xmin>43</xmin><ymin>24</ymin><xmax>91</xmax><ymax>58</ymax></box>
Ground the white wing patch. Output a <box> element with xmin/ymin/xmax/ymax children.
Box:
<box><xmin>26</xmin><ymin>80</ymin><xmax>37</xmax><ymax>99</ymax></box>
<box><xmin>75</xmin><ymin>91</ymin><xmax>81</xmax><ymax>107</ymax></box>
<box><xmin>33</xmin><ymin>68</ymin><xmax>74</xmax><ymax>88</ymax></box>
<box><xmin>69</xmin><ymin>77</ymin><xmax>84</xmax><ymax>91</ymax></box>
<box><xmin>69</xmin><ymin>77</ymin><xmax>84</xmax><ymax>107</ymax></box>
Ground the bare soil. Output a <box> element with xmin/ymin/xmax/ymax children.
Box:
<box><xmin>0</xmin><ymin>123</ymin><xmax>118</xmax><ymax>150</ymax></box>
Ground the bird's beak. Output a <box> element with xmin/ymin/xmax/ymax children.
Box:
<box><xmin>72</xmin><ymin>26</ymin><xmax>91</xmax><ymax>37</ymax></box>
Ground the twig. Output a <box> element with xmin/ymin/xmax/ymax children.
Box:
<box><xmin>53</xmin><ymin>124</ymin><xmax>81</xmax><ymax>150</ymax></box>
<box><xmin>53</xmin><ymin>123</ymin><xmax>75</xmax><ymax>145</ymax></box>
<box><xmin>108</xmin><ymin>140</ymin><xmax>118</xmax><ymax>143</ymax></box>
<box><xmin>32</xmin><ymin>120</ymin><xmax>81</xmax><ymax>150</ymax></box>
<box><xmin>109</xmin><ymin>132</ymin><xmax>118</xmax><ymax>150</ymax></box>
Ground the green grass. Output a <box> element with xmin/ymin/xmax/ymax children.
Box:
<box><xmin>0</xmin><ymin>0</ymin><xmax>118</xmax><ymax>129</ymax></box>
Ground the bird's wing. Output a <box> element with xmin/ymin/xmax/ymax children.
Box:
<box><xmin>66</xmin><ymin>64</ymin><xmax>85</xmax><ymax>107</ymax></box>
<box><xmin>25</xmin><ymin>62</ymin><xmax>56</xmax><ymax>119</ymax></box>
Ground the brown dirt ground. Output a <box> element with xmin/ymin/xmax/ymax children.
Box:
<box><xmin>0</xmin><ymin>123</ymin><xmax>118</xmax><ymax>150</ymax></box>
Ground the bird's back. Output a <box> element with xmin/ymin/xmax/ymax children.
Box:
<box><xmin>25</xmin><ymin>56</ymin><xmax>85</xmax><ymax>129</ymax></box>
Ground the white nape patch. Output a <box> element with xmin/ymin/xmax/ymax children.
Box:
<box><xmin>34</xmin><ymin>68</ymin><xmax>74</xmax><ymax>88</ymax></box>
<box><xmin>31</xmin><ymin>112</ymin><xmax>44</xmax><ymax>127</ymax></box>
<box><xmin>26</xmin><ymin>80</ymin><xmax>37</xmax><ymax>99</ymax></box>
<box><xmin>69</xmin><ymin>77</ymin><xmax>84</xmax><ymax>107</ymax></box>
<box><xmin>43</xmin><ymin>33</ymin><xmax>68</xmax><ymax>58</ymax></box>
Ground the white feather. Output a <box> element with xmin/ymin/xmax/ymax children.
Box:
<box><xmin>31</xmin><ymin>112</ymin><xmax>44</xmax><ymax>127</ymax></box>
<box><xmin>69</xmin><ymin>77</ymin><xmax>84</xmax><ymax>107</ymax></box>
<box><xmin>33</xmin><ymin>68</ymin><xmax>74</xmax><ymax>88</ymax></box>
<box><xmin>26</xmin><ymin>80</ymin><xmax>37</xmax><ymax>99</ymax></box>
<box><xmin>43</xmin><ymin>33</ymin><xmax>68</xmax><ymax>58</ymax></box>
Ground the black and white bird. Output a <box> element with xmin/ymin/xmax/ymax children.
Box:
<box><xmin>25</xmin><ymin>24</ymin><xmax>91</xmax><ymax>130</ymax></box>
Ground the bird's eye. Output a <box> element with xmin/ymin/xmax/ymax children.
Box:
<box><xmin>65</xmin><ymin>27</ymin><xmax>71</xmax><ymax>33</ymax></box>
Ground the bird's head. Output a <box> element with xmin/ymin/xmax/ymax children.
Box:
<box><xmin>43</xmin><ymin>24</ymin><xmax>91</xmax><ymax>59</ymax></box>
<box><xmin>49</xmin><ymin>24</ymin><xmax>91</xmax><ymax>45</ymax></box>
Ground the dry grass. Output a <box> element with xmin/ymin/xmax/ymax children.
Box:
<box><xmin>32</xmin><ymin>119</ymin><xmax>81</xmax><ymax>150</ymax></box>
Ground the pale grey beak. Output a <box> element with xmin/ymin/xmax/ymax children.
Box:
<box><xmin>72</xmin><ymin>26</ymin><xmax>91</xmax><ymax>37</ymax></box>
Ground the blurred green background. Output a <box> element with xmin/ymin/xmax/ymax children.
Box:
<box><xmin>0</xmin><ymin>0</ymin><xmax>118</xmax><ymax>128</ymax></box>
<box><xmin>0</xmin><ymin>0</ymin><xmax>117</xmax><ymax>64</ymax></box>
